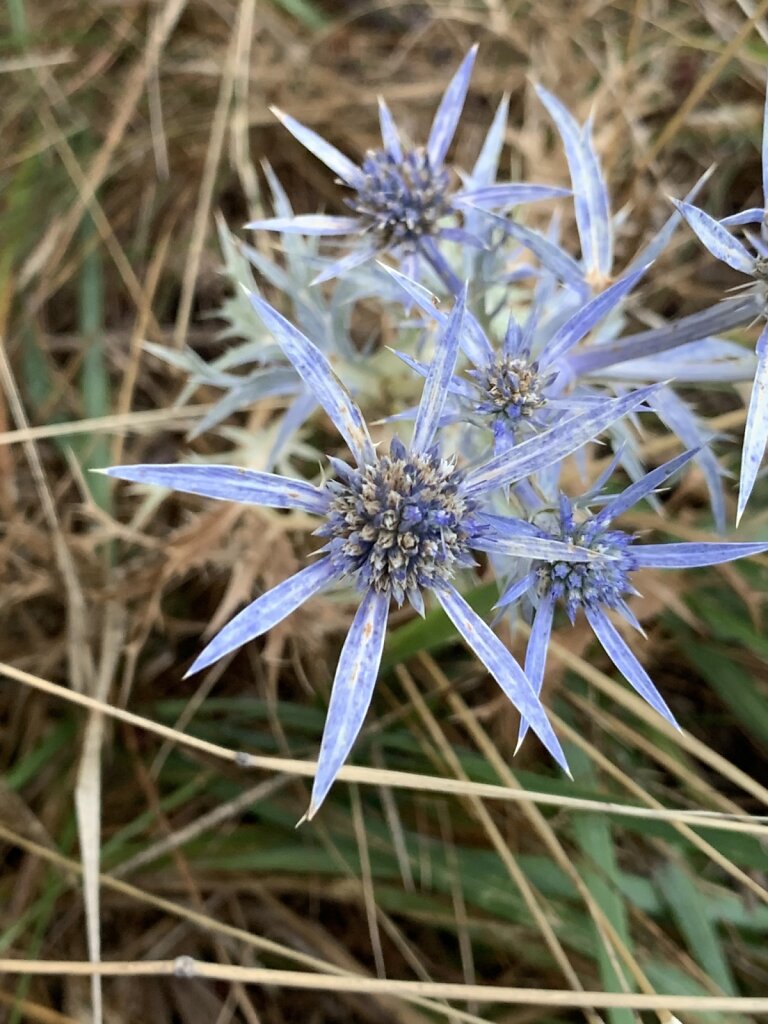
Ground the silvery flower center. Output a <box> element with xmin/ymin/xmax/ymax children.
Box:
<box><xmin>469</xmin><ymin>355</ymin><xmax>550</xmax><ymax>424</ymax></box>
<box><xmin>319</xmin><ymin>438</ymin><xmax>475</xmax><ymax>606</ymax></box>
<box><xmin>348</xmin><ymin>148</ymin><xmax>452</xmax><ymax>245</ymax></box>
<box><xmin>537</xmin><ymin>516</ymin><xmax>637</xmax><ymax>620</ymax></box>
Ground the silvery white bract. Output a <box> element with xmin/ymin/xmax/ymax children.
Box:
<box><xmin>146</xmin><ymin>168</ymin><xmax>409</xmax><ymax>468</ymax></box>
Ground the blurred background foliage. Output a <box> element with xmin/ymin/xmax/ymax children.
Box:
<box><xmin>0</xmin><ymin>1</ymin><xmax>767</xmax><ymax>1021</ymax></box>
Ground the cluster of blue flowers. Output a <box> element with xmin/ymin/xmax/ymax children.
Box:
<box><xmin>105</xmin><ymin>49</ymin><xmax>768</xmax><ymax>817</ymax></box>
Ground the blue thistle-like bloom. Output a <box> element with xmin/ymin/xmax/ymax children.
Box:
<box><xmin>246</xmin><ymin>47</ymin><xmax>569</xmax><ymax>292</ymax></box>
<box><xmin>540</xmin><ymin>507</ymin><xmax>638</xmax><ymax>625</ymax></box>
<box><xmin>385</xmin><ymin>263</ymin><xmax>649</xmax><ymax>455</ymax></box>
<box><xmin>496</xmin><ymin>450</ymin><xmax>768</xmax><ymax>745</ymax></box>
<box><xmin>101</xmin><ymin>289</ymin><xmax>660</xmax><ymax>817</ymax></box>
<box><xmin>386</xmin><ymin>259</ymin><xmax>756</xmax><ymax>530</ymax></box>
<box><xmin>317</xmin><ymin>438</ymin><xmax>477</xmax><ymax>607</ymax></box>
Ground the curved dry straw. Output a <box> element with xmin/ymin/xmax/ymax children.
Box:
<box><xmin>2</xmin><ymin>660</ymin><xmax>767</xmax><ymax>836</ymax></box>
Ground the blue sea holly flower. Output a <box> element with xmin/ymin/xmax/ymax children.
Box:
<box><xmin>246</xmin><ymin>47</ymin><xmax>569</xmax><ymax>292</ymax></box>
<box><xmin>497</xmin><ymin>450</ymin><xmax>768</xmax><ymax>746</ymax></box>
<box><xmin>102</xmin><ymin>291</ymin><xmax>658</xmax><ymax>816</ymax></box>
<box><xmin>386</xmin><ymin>261</ymin><xmax>744</xmax><ymax>530</ymax></box>
<box><xmin>672</xmin><ymin>198</ymin><xmax>768</xmax><ymax>522</ymax></box>
<box><xmin>384</xmin><ymin>263</ymin><xmax>648</xmax><ymax>455</ymax></box>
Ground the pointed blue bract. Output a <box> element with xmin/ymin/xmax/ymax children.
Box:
<box><xmin>411</xmin><ymin>286</ymin><xmax>466</xmax><ymax>452</ymax></box>
<box><xmin>271</xmin><ymin>107</ymin><xmax>361</xmax><ymax>186</ymax></box>
<box><xmin>672</xmin><ymin>199</ymin><xmax>756</xmax><ymax>275</ymax></box>
<box><xmin>737</xmin><ymin>323</ymin><xmax>768</xmax><ymax>523</ymax></box>
<box><xmin>465</xmin><ymin>385</ymin><xmax>658</xmax><ymax>496</ymax></box>
<box><xmin>518</xmin><ymin>590</ymin><xmax>556</xmax><ymax>749</ymax></box>
<box><xmin>541</xmin><ymin>266</ymin><xmax>648</xmax><ymax>365</ymax></box>
<box><xmin>377</xmin><ymin>96</ymin><xmax>403</xmax><ymax>161</ymax></box>
<box><xmin>309</xmin><ymin>588</ymin><xmax>389</xmax><ymax>817</ymax></box>
<box><xmin>185</xmin><ymin>559</ymin><xmax>339</xmax><ymax>677</ymax></box>
<box><xmin>472</xmin><ymin>532</ymin><xmax>596</xmax><ymax>563</ymax></box>
<box><xmin>101</xmin><ymin>463</ymin><xmax>330</xmax><ymax>515</ymax></box>
<box><xmin>631</xmin><ymin>541</ymin><xmax>768</xmax><ymax>568</ymax></box>
<box><xmin>436</xmin><ymin>583</ymin><xmax>570</xmax><ymax>774</ymax></box>
<box><xmin>571</xmin><ymin>295</ymin><xmax>763</xmax><ymax>375</ymax></box>
<box><xmin>248</xmin><ymin>292</ymin><xmax>376</xmax><ymax>467</ymax></box>
<box><xmin>721</xmin><ymin>208</ymin><xmax>765</xmax><ymax>227</ymax></box>
<box><xmin>460</xmin><ymin>183</ymin><xmax>571</xmax><ymax>207</ymax></box>
<box><xmin>595</xmin><ymin>448</ymin><xmax>698</xmax><ymax>526</ymax></box>
<box><xmin>535</xmin><ymin>84</ymin><xmax>597</xmax><ymax>273</ymax></box>
<box><xmin>585</xmin><ymin>606</ymin><xmax>680</xmax><ymax>729</ymax></box>
<box><xmin>427</xmin><ymin>45</ymin><xmax>478</xmax><ymax>168</ymax></box>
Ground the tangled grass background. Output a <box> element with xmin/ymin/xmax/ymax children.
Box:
<box><xmin>1</xmin><ymin>1</ymin><xmax>768</xmax><ymax>1021</ymax></box>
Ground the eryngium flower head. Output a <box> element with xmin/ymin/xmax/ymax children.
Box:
<box><xmin>245</xmin><ymin>47</ymin><xmax>569</xmax><ymax>290</ymax></box>
<box><xmin>102</xmin><ymin>291</ymin><xmax>660</xmax><ymax>817</ymax></box>
<box><xmin>386</xmin><ymin>263</ymin><xmax>645</xmax><ymax>453</ymax></box>
<box><xmin>539</xmin><ymin>509</ymin><xmax>637</xmax><ymax>623</ymax></box>
<box><xmin>495</xmin><ymin>449</ymin><xmax>768</xmax><ymax>744</ymax></box>
<box><xmin>469</xmin><ymin>353</ymin><xmax>550</xmax><ymax>424</ymax></box>
<box><xmin>350</xmin><ymin>148</ymin><xmax>452</xmax><ymax>246</ymax></box>
<box><xmin>320</xmin><ymin>439</ymin><xmax>476</xmax><ymax>605</ymax></box>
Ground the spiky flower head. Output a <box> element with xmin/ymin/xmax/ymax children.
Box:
<box><xmin>350</xmin><ymin>148</ymin><xmax>452</xmax><ymax>247</ymax></box>
<box><xmin>385</xmin><ymin>264</ymin><xmax>647</xmax><ymax>455</ymax></box>
<box><xmin>245</xmin><ymin>47</ymin><xmax>569</xmax><ymax>290</ymax></box>
<box><xmin>496</xmin><ymin>450</ymin><xmax>768</xmax><ymax>746</ymax></box>
<box><xmin>469</xmin><ymin>353</ymin><xmax>552</xmax><ymax>430</ymax></box>
<box><xmin>536</xmin><ymin>497</ymin><xmax>637</xmax><ymax>623</ymax></box>
<box><xmin>320</xmin><ymin>439</ymin><xmax>476</xmax><ymax>606</ymax></box>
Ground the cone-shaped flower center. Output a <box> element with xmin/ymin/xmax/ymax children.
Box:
<box><xmin>469</xmin><ymin>355</ymin><xmax>550</xmax><ymax>424</ymax></box>
<box><xmin>348</xmin><ymin>148</ymin><xmax>452</xmax><ymax>245</ymax></box>
<box><xmin>536</xmin><ymin>514</ymin><xmax>637</xmax><ymax>621</ymax></box>
<box><xmin>320</xmin><ymin>438</ymin><xmax>476</xmax><ymax>606</ymax></box>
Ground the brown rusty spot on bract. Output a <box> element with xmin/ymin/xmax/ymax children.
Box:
<box><xmin>585</xmin><ymin>267</ymin><xmax>614</xmax><ymax>291</ymax></box>
<box><xmin>363</xmin><ymin>621</ymin><xmax>373</xmax><ymax>640</ymax></box>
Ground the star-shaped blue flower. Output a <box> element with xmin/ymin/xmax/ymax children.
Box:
<box><xmin>246</xmin><ymin>48</ymin><xmax>569</xmax><ymax>292</ymax></box>
<box><xmin>385</xmin><ymin>262</ymin><xmax>645</xmax><ymax>455</ymax></box>
<box><xmin>102</xmin><ymin>290</ymin><xmax>656</xmax><ymax>817</ymax></box>
<box><xmin>495</xmin><ymin>449</ymin><xmax>768</xmax><ymax>746</ymax></box>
